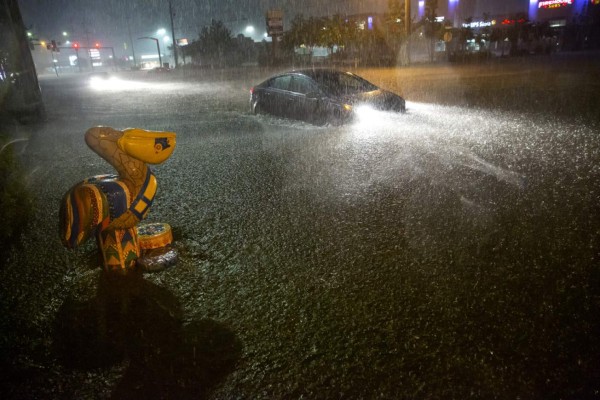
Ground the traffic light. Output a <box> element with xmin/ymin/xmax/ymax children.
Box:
<box><xmin>95</xmin><ymin>42</ymin><xmax>100</xmax><ymax>48</ymax></box>
<box><xmin>73</xmin><ymin>42</ymin><xmax>79</xmax><ymax>49</ymax></box>
<box><xmin>51</xmin><ymin>40</ymin><xmax>59</xmax><ymax>52</ymax></box>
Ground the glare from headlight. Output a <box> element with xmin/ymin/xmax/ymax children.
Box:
<box><xmin>90</xmin><ymin>76</ymin><xmax>117</xmax><ymax>89</ymax></box>
<box><xmin>89</xmin><ymin>77</ymin><xmax>150</xmax><ymax>91</ymax></box>
<box><xmin>354</xmin><ymin>105</ymin><xmax>379</xmax><ymax>121</ymax></box>
<box><xmin>88</xmin><ymin>78</ymin><xmax>221</xmax><ymax>94</ymax></box>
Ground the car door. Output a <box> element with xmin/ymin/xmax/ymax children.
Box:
<box><xmin>287</xmin><ymin>75</ymin><xmax>322</xmax><ymax>122</ymax></box>
<box><xmin>266</xmin><ymin>75</ymin><xmax>292</xmax><ymax>117</ymax></box>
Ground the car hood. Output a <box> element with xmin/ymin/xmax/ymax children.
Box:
<box><xmin>339</xmin><ymin>90</ymin><xmax>405</xmax><ymax>111</ymax></box>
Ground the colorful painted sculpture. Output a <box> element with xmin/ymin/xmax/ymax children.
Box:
<box><xmin>60</xmin><ymin>126</ymin><xmax>176</xmax><ymax>272</ymax></box>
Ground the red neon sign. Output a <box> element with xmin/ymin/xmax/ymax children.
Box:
<box><xmin>501</xmin><ymin>18</ymin><xmax>527</xmax><ymax>25</ymax></box>
<box><xmin>538</xmin><ymin>0</ymin><xmax>573</xmax><ymax>9</ymax></box>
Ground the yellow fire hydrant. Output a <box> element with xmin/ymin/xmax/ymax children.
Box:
<box><xmin>60</xmin><ymin>126</ymin><xmax>176</xmax><ymax>272</ymax></box>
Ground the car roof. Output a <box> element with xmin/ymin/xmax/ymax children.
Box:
<box><xmin>290</xmin><ymin>68</ymin><xmax>353</xmax><ymax>80</ymax></box>
<box><xmin>263</xmin><ymin>69</ymin><xmax>352</xmax><ymax>82</ymax></box>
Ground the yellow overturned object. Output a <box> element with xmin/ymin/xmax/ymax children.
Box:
<box><xmin>136</xmin><ymin>222</ymin><xmax>173</xmax><ymax>250</ymax></box>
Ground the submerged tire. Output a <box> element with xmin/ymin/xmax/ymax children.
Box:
<box><xmin>252</xmin><ymin>100</ymin><xmax>264</xmax><ymax>115</ymax></box>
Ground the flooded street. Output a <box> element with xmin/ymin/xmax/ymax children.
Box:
<box><xmin>2</xmin><ymin>61</ymin><xmax>599</xmax><ymax>398</ymax></box>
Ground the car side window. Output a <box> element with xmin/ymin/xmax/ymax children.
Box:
<box><xmin>289</xmin><ymin>76</ymin><xmax>317</xmax><ymax>95</ymax></box>
<box><xmin>271</xmin><ymin>75</ymin><xmax>291</xmax><ymax>91</ymax></box>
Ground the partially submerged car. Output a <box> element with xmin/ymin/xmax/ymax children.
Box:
<box><xmin>250</xmin><ymin>69</ymin><xmax>405</xmax><ymax>125</ymax></box>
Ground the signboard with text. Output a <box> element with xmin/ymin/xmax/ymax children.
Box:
<box><xmin>538</xmin><ymin>0</ymin><xmax>573</xmax><ymax>9</ymax></box>
<box><xmin>266</xmin><ymin>9</ymin><xmax>283</xmax><ymax>36</ymax></box>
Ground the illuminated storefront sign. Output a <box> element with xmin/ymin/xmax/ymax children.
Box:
<box><xmin>462</xmin><ymin>20</ymin><xmax>496</xmax><ymax>28</ymax></box>
<box><xmin>538</xmin><ymin>0</ymin><xmax>573</xmax><ymax>8</ymax></box>
<box><xmin>501</xmin><ymin>18</ymin><xmax>527</xmax><ymax>25</ymax></box>
<box><xmin>528</xmin><ymin>0</ymin><xmax>589</xmax><ymax>22</ymax></box>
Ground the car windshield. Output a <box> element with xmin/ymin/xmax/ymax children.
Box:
<box><xmin>314</xmin><ymin>71</ymin><xmax>379</xmax><ymax>95</ymax></box>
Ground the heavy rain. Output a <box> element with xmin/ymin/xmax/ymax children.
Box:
<box><xmin>2</xmin><ymin>0</ymin><xmax>600</xmax><ymax>399</ymax></box>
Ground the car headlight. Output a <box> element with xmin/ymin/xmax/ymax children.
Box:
<box><xmin>353</xmin><ymin>105</ymin><xmax>379</xmax><ymax>120</ymax></box>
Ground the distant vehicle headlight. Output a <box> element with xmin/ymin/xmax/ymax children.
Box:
<box><xmin>89</xmin><ymin>76</ymin><xmax>119</xmax><ymax>90</ymax></box>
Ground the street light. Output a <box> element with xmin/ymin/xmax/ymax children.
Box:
<box><xmin>168</xmin><ymin>0</ymin><xmax>178</xmax><ymax>68</ymax></box>
<box><xmin>156</xmin><ymin>28</ymin><xmax>167</xmax><ymax>36</ymax></box>
<box><xmin>137</xmin><ymin>36</ymin><xmax>162</xmax><ymax>67</ymax></box>
<box><xmin>62</xmin><ymin>31</ymin><xmax>68</xmax><ymax>37</ymax></box>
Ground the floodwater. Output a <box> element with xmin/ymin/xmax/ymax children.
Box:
<box><xmin>1</xmin><ymin>66</ymin><xmax>599</xmax><ymax>398</ymax></box>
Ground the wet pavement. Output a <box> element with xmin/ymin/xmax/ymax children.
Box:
<box><xmin>1</xmin><ymin>59</ymin><xmax>599</xmax><ymax>399</ymax></box>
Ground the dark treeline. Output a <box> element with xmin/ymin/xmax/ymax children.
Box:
<box><xmin>180</xmin><ymin>1</ymin><xmax>600</xmax><ymax>68</ymax></box>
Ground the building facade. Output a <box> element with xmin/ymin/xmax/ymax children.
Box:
<box><xmin>324</xmin><ymin>1</ymin><xmax>596</xmax><ymax>28</ymax></box>
<box><xmin>430</xmin><ymin>0</ymin><xmax>595</xmax><ymax>27</ymax></box>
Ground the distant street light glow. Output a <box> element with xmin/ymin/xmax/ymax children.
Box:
<box><xmin>245</xmin><ymin>25</ymin><xmax>255</xmax><ymax>34</ymax></box>
<box><xmin>62</xmin><ymin>31</ymin><xmax>68</xmax><ymax>36</ymax></box>
<box><xmin>157</xmin><ymin>28</ymin><xmax>167</xmax><ymax>36</ymax></box>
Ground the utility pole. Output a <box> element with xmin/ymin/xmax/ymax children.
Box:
<box><xmin>169</xmin><ymin>1</ymin><xmax>178</xmax><ymax>67</ymax></box>
<box><xmin>50</xmin><ymin>51</ymin><xmax>59</xmax><ymax>77</ymax></box>
<box><xmin>127</xmin><ymin>16</ymin><xmax>137</xmax><ymax>68</ymax></box>
<box><xmin>405</xmin><ymin>0</ymin><xmax>411</xmax><ymax>65</ymax></box>
<box><xmin>84</xmin><ymin>29</ymin><xmax>93</xmax><ymax>70</ymax></box>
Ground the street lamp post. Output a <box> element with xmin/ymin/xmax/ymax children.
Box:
<box><xmin>405</xmin><ymin>0</ymin><xmax>411</xmax><ymax>65</ymax></box>
<box><xmin>169</xmin><ymin>1</ymin><xmax>178</xmax><ymax>67</ymax></box>
<box><xmin>138</xmin><ymin>36</ymin><xmax>162</xmax><ymax>67</ymax></box>
<box><xmin>127</xmin><ymin>17</ymin><xmax>137</xmax><ymax>68</ymax></box>
<box><xmin>74</xmin><ymin>45</ymin><xmax>81</xmax><ymax>72</ymax></box>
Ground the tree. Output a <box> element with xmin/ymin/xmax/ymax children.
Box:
<box><xmin>320</xmin><ymin>15</ymin><xmax>353</xmax><ymax>62</ymax></box>
<box><xmin>422</xmin><ymin>0</ymin><xmax>442</xmax><ymax>62</ymax></box>
<box><xmin>188</xmin><ymin>20</ymin><xmax>236</xmax><ymax>67</ymax></box>
<box><xmin>384</xmin><ymin>0</ymin><xmax>406</xmax><ymax>49</ymax></box>
<box><xmin>383</xmin><ymin>0</ymin><xmax>413</xmax><ymax>66</ymax></box>
<box><xmin>282</xmin><ymin>15</ymin><xmax>324</xmax><ymax>64</ymax></box>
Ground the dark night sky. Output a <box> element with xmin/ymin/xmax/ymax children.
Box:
<box><xmin>18</xmin><ymin>0</ymin><xmax>388</xmax><ymax>40</ymax></box>
<box><xmin>18</xmin><ymin>0</ymin><xmax>530</xmax><ymax>56</ymax></box>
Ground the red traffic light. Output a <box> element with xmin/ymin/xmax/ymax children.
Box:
<box><xmin>95</xmin><ymin>42</ymin><xmax>100</xmax><ymax>48</ymax></box>
<box><xmin>73</xmin><ymin>42</ymin><xmax>79</xmax><ymax>49</ymax></box>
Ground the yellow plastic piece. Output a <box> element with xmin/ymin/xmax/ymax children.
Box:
<box><xmin>136</xmin><ymin>222</ymin><xmax>173</xmax><ymax>250</ymax></box>
<box><xmin>118</xmin><ymin>128</ymin><xmax>176</xmax><ymax>165</ymax></box>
